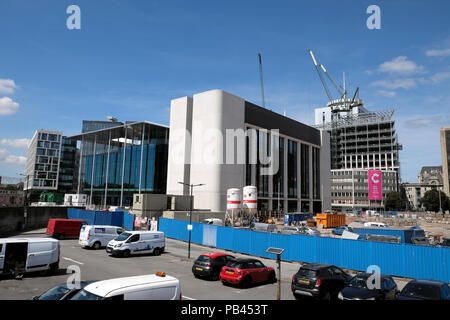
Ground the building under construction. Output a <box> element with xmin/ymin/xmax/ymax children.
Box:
<box><xmin>309</xmin><ymin>50</ymin><xmax>402</xmax><ymax>212</ymax></box>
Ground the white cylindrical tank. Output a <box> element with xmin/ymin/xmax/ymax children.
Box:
<box><xmin>243</xmin><ymin>186</ymin><xmax>257</xmax><ymax>209</ymax></box>
<box><xmin>227</xmin><ymin>188</ymin><xmax>241</xmax><ymax>210</ymax></box>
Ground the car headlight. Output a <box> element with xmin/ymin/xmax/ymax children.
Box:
<box><xmin>115</xmin><ymin>243</ymin><xmax>123</xmax><ymax>248</ymax></box>
<box><xmin>338</xmin><ymin>292</ymin><xmax>343</xmax><ymax>300</ymax></box>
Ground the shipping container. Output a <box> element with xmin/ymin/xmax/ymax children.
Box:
<box><xmin>351</xmin><ymin>227</ymin><xmax>426</xmax><ymax>244</ymax></box>
<box><xmin>316</xmin><ymin>213</ymin><xmax>346</xmax><ymax>228</ymax></box>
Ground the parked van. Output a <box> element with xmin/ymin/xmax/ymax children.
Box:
<box><xmin>46</xmin><ymin>219</ymin><xmax>86</xmax><ymax>240</ymax></box>
<box><xmin>0</xmin><ymin>238</ymin><xmax>59</xmax><ymax>276</ymax></box>
<box><xmin>106</xmin><ymin>231</ymin><xmax>165</xmax><ymax>257</ymax></box>
<box><xmin>364</xmin><ymin>222</ymin><xmax>387</xmax><ymax>228</ymax></box>
<box><xmin>79</xmin><ymin>225</ymin><xmax>124</xmax><ymax>249</ymax></box>
<box><xmin>70</xmin><ymin>272</ymin><xmax>181</xmax><ymax>300</ymax></box>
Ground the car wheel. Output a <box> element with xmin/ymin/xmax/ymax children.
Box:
<box><xmin>57</xmin><ymin>233</ymin><xmax>65</xmax><ymax>240</ymax></box>
<box><xmin>211</xmin><ymin>272</ymin><xmax>220</xmax><ymax>281</ymax></box>
<box><xmin>268</xmin><ymin>271</ymin><xmax>276</xmax><ymax>283</ymax></box>
<box><xmin>241</xmin><ymin>276</ymin><xmax>252</xmax><ymax>288</ymax></box>
<box><xmin>122</xmin><ymin>250</ymin><xmax>131</xmax><ymax>258</ymax></box>
<box><xmin>93</xmin><ymin>242</ymin><xmax>101</xmax><ymax>250</ymax></box>
<box><xmin>153</xmin><ymin>248</ymin><xmax>162</xmax><ymax>256</ymax></box>
<box><xmin>293</xmin><ymin>293</ymin><xmax>303</xmax><ymax>300</ymax></box>
<box><xmin>323</xmin><ymin>291</ymin><xmax>331</xmax><ymax>301</ymax></box>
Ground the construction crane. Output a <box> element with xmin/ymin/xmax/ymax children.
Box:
<box><xmin>308</xmin><ymin>49</ymin><xmax>347</xmax><ymax>101</ymax></box>
<box><xmin>258</xmin><ymin>53</ymin><xmax>266</xmax><ymax>108</ymax></box>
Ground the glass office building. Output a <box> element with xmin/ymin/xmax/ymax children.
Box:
<box><xmin>69</xmin><ymin>121</ymin><xmax>169</xmax><ymax>207</ymax></box>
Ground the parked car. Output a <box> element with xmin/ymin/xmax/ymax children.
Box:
<box><xmin>297</xmin><ymin>225</ymin><xmax>320</xmax><ymax>236</ymax></box>
<box><xmin>398</xmin><ymin>280</ymin><xmax>450</xmax><ymax>300</ymax></box>
<box><xmin>192</xmin><ymin>253</ymin><xmax>234</xmax><ymax>280</ymax></box>
<box><xmin>201</xmin><ymin>218</ymin><xmax>223</xmax><ymax>226</ymax></box>
<box><xmin>70</xmin><ymin>273</ymin><xmax>181</xmax><ymax>300</ymax></box>
<box><xmin>338</xmin><ymin>273</ymin><xmax>399</xmax><ymax>300</ymax></box>
<box><xmin>291</xmin><ymin>263</ymin><xmax>351</xmax><ymax>300</ymax></box>
<box><xmin>0</xmin><ymin>238</ymin><xmax>59</xmax><ymax>277</ymax></box>
<box><xmin>363</xmin><ymin>222</ymin><xmax>387</xmax><ymax>228</ymax></box>
<box><xmin>106</xmin><ymin>231</ymin><xmax>165</xmax><ymax>257</ymax></box>
<box><xmin>79</xmin><ymin>225</ymin><xmax>124</xmax><ymax>249</ymax></box>
<box><xmin>440</xmin><ymin>238</ymin><xmax>450</xmax><ymax>247</ymax></box>
<box><xmin>32</xmin><ymin>280</ymin><xmax>97</xmax><ymax>300</ymax></box>
<box><xmin>250</xmin><ymin>223</ymin><xmax>277</xmax><ymax>233</ymax></box>
<box><xmin>332</xmin><ymin>226</ymin><xmax>350</xmax><ymax>236</ymax></box>
<box><xmin>220</xmin><ymin>258</ymin><xmax>276</xmax><ymax>288</ymax></box>
<box><xmin>278</xmin><ymin>226</ymin><xmax>302</xmax><ymax>235</ymax></box>
<box><xmin>46</xmin><ymin>219</ymin><xmax>86</xmax><ymax>239</ymax></box>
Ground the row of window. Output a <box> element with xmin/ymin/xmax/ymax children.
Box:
<box><xmin>37</xmin><ymin>132</ymin><xmax>61</xmax><ymax>142</ymax></box>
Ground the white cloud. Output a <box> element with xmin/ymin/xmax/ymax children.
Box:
<box><xmin>0</xmin><ymin>97</ymin><xmax>19</xmax><ymax>115</ymax></box>
<box><xmin>429</xmin><ymin>71</ymin><xmax>450</xmax><ymax>84</ymax></box>
<box><xmin>378</xmin><ymin>56</ymin><xmax>426</xmax><ymax>75</ymax></box>
<box><xmin>0</xmin><ymin>148</ymin><xmax>26</xmax><ymax>166</ymax></box>
<box><xmin>0</xmin><ymin>79</ymin><xmax>18</xmax><ymax>95</ymax></box>
<box><xmin>0</xmin><ymin>138</ymin><xmax>30</xmax><ymax>149</ymax></box>
<box><xmin>370</xmin><ymin>78</ymin><xmax>420</xmax><ymax>90</ymax></box>
<box><xmin>377</xmin><ymin>90</ymin><xmax>397</xmax><ymax>97</ymax></box>
<box><xmin>426</xmin><ymin>49</ymin><xmax>450</xmax><ymax>58</ymax></box>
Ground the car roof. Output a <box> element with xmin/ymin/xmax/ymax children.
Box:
<box><xmin>84</xmin><ymin>225</ymin><xmax>121</xmax><ymax>228</ymax></box>
<box><xmin>407</xmin><ymin>279</ymin><xmax>446</xmax><ymax>286</ymax></box>
<box><xmin>351</xmin><ymin>272</ymin><xmax>391</xmax><ymax>280</ymax></box>
<box><xmin>0</xmin><ymin>237</ymin><xmax>59</xmax><ymax>244</ymax></box>
<box><xmin>228</xmin><ymin>258</ymin><xmax>260</xmax><ymax>263</ymax></box>
<box><xmin>124</xmin><ymin>231</ymin><xmax>164</xmax><ymax>235</ymax></box>
<box><xmin>201</xmin><ymin>252</ymin><xmax>232</xmax><ymax>259</ymax></box>
<box><xmin>300</xmin><ymin>263</ymin><xmax>332</xmax><ymax>270</ymax></box>
<box><xmin>50</xmin><ymin>219</ymin><xmax>85</xmax><ymax>222</ymax></box>
<box><xmin>83</xmin><ymin>274</ymin><xmax>178</xmax><ymax>297</ymax></box>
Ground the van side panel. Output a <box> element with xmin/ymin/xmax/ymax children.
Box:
<box><xmin>27</xmin><ymin>242</ymin><xmax>56</xmax><ymax>271</ymax></box>
<box><xmin>0</xmin><ymin>243</ymin><xmax>4</xmax><ymax>272</ymax></box>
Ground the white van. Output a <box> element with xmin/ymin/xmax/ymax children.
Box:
<box><xmin>0</xmin><ymin>238</ymin><xmax>59</xmax><ymax>276</ymax></box>
<box><xmin>70</xmin><ymin>273</ymin><xmax>181</xmax><ymax>300</ymax></box>
<box><xmin>106</xmin><ymin>231</ymin><xmax>165</xmax><ymax>257</ymax></box>
<box><xmin>79</xmin><ymin>225</ymin><xmax>124</xmax><ymax>249</ymax></box>
<box><xmin>364</xmin><ymin>222</ymin><xmax>388</xmax><ymax>228</ymax></box>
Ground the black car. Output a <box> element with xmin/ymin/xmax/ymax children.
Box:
<box><xmin>398</xmin><ymin>280</ymin><xmax>450</xmax><ymax>300</ymax></box>
<box><xmin>338</xmin><ymin>273</ymin><xmax>399</xmax><ymax>300</ymax></box>
<box><xmin>31</xmin><ymin>280</ymin><xmax>97</xmax><ymax>300</ymax></box>
<box><xmin>291</xmin><ymin>263</ymin><xmax>351</xmax><ymax>300</ymax></box>
<box><xmin>192</xmin><ymin>253</ymin><xmax>235</xmax><ymax>280</ymax></box>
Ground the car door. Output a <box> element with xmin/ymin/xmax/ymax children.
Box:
<box><xmin>127</xmin><ymin>234</ymin><xmax>141</xmax><ymax>254</ymax></box>
<box><xmin>245</xmin><ymin>262</ymin><xmax>259</xmax><ymax>282</ymax></box>
<box><xmin>253</xmin><ymin>261</ymin><xmax>269</xmax><ymax>282</ymax></box>
<box><xmin>27</xmin><ymin>242</ymin><xmax>52</xmax><ymax>271</ymax></box>
<box><xmin>329</xmin><ymin>267</ymin><xmax>348</xmax><ymax>293</ymax></box>
<box><xmin>0</xmin><ymin>243</ymin><xmax>4</xmax><ymax>272</ymax></box>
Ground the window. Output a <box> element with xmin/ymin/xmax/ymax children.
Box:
<box><xmin>129</xmin><ymin>234</ymin><xmax>140</xmax><ymax>242</ymax></box>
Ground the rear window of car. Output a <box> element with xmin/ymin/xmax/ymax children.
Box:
<box><xmin>226</xmin><ymin>261</ymin><xmax>245</xmax><ymax>269</ymax></box>
<box><xmin>401</xmin><ymin>283</ymin><xmax>441</xmax><ymax>299</ymax></box>
<box><xmin>296</xmin><ymin>268</ymin><xmax>318</xmax><ymax>278</ymax></box>
<box><xmin>197</xmin><ymin>255</ymin><xmax>212</xmax><ymax>262</ymax></box>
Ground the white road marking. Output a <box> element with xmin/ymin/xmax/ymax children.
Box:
<box><xmin>62</xmin><ymin>257</ymin><xmax>84</xmax><ymax>265</ymax></box>
<box><xmin>182</xmin><ymin>296</ymin><xmax>196</xmax><ymax>300</ymax></box>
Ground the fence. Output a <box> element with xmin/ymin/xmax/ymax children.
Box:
<box><xmin>68</xmin><ymin>208</ymin><xmax>135</xmax><ymax>231</ymax></box>
<box><xmin>159</xmin><ymin>217</ymin><xmax>450</xmax><ymax>283</ymax></box>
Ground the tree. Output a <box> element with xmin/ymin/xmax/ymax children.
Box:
<box><xmin>384</xmin><ymin>191</ymin><xmax>406</xmax><ymax>211</ymax></box>
<box><xmin>421</xmin><ymin>189</ymin><xmax>450</xmax><ymax>213</ymax></box>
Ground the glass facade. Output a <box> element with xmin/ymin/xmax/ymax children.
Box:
<box><xmin>245</xmin><ymin>126</ymin><xmax>322</xmax><ymax>214</ymax></box>
<box><xmin>75</xmin><ymin>122</ymin><xmax>169</xmax><ymax>207</ymax></box>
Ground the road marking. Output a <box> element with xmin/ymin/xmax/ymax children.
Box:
<box><xmin>182</xmin><ymin>295</ymin><xmax>196</xmax><ymax>300</ymax></box>
<box><xmin>62</xmin><ymin>257</ymin><xmax>84</xmax><ymax>265</ymax></box>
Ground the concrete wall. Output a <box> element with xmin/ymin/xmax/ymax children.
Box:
<box><xmin>162</xmin><ymin>210</ymin><xmax>226</xmax><ymax>223</ymax></box>
<box><xmin>0</xmin><ymin>206</ymin><xmax>71</xmax><ymax>236</ymax></box>
<box><xmin>132</xmin><ymin>194</ymin><xmax>193</xmax><ymax>216</ymax></box>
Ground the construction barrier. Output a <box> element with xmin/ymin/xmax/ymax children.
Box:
<box><xmin>68</xmin><ymin>208</ymin><xmax>134</xmax><ymax>230</ymax></box>
<box><xmin>159</xmin><ymin>217</ymin><xmax>450</xmax><ymax>283</ymax></box>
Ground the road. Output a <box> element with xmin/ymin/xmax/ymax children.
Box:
<box><xmin>0</xmin><ymin>230</ymin><xmax>410</xmax><ymax>300</ymax></box>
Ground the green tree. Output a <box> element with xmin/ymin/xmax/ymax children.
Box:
<box><xmin>384</xmin><ymin>191</ymin><xmax>406</xmax><ymax>211</ymax></box>
<box><xmin>421</xmin><ymin>189</ymin><xmax>450</xmax><ymax>213</ymax></box>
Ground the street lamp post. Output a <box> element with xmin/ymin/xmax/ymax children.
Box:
<box><xmin>178</xmin><ymin>182</ymin><xmax>205</xmax><ymax>259</ymax></box>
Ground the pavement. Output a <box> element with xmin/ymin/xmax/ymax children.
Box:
<box><xmin>0</xmin><ymin>229</ymin><xmax>412</xmax><ymax>300</ymax></box>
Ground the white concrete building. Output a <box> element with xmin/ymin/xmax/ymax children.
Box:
<box><xmin>167</xmin><ymin>89</ymin><xmax>331</xmax><ymax>213</ymax></box>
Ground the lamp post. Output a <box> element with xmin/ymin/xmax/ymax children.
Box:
<box><xmin>178</xmin><ymin>182</ymin><xmax>205</xmax><ymax>259</ymax></box>
<box><xmin>266</xmin><ymin>247</ymin><xmax>284</xmax><ymax>300</ymax></box>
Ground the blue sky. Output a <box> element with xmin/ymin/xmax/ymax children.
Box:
<box><xmin>0</xmin><ymin>0</ymin><xmax>449</xmax><ymax>182</ymax></box>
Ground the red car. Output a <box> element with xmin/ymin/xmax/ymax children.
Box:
<box><xmin>46</xmin><ymin>219</ymin><xmax>86</xmax><ymax>239</ymax></box>
<box><xmin>219</xmin><ymin>258</ymin><xmax>276</xmax><ymax>287</ymax></box>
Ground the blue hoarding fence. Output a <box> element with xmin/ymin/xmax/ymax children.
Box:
<box><xmin>68</xmin><ymin>208</ymin><xmax>135</xmax><ymax>230</ymax></box>
<box><xmin>158</xmin><ymin>217</ymin><xmax>450</xmax><ymax>283</ymax></box>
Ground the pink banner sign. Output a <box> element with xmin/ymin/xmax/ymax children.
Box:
<box><xmin>368</xmin><ymin>170</ymin><xmax>383</xmax><ymax>201</ymax></box>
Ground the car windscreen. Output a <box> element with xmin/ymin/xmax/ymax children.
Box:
<box><xmin>114</xmin><ymin>232</ymin><xmax>132</xmax><ymax>241</ymax></box>
<box><xmin>38</xmin><ymin>285</ymin><xmax>72</xmax><ymax>300</ymax></box>
<box><xmin>348</xmin><ymin>276</ymin><xmax>370</xmax><ymax>289</ymax></box>
<box><xmin>70</xmin><ymin>289</ymin><xmax>103</xmax><ymax>300</ymax></box>
<box><xmin>401</xmin><ymin>283</ymin><xmax>441</xmax><ymax>300</ymax></box>
<box><xmin>296</xmin><ymin>268</ymin><xmax>317</xmax><ymax>279</ymax></box>
<box><xmin>196</xmin><ymin>255</ymin><xmax>212</xmax><ymax>262</ymax></box>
